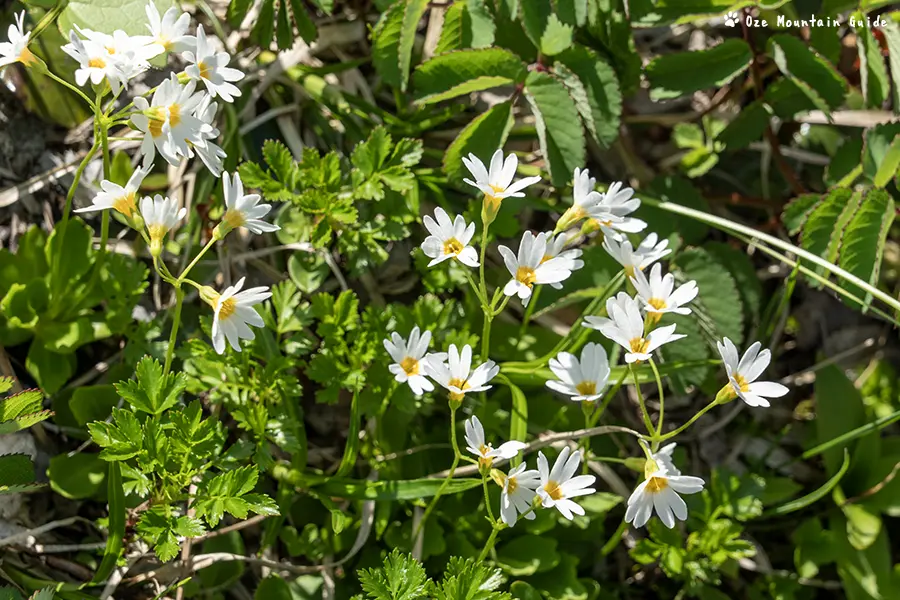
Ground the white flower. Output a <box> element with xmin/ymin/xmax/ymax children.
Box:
<box><xmin>464</xmin><ymin>415</ymin><xmax>526</xmax><ymax>468</ymax></box>
<box><xmin>190</xmin><ymin>94</ymin><xmax>227</xmax><ymax>177</ymax></box>
<box><xmin>603</xmin><ymin>232</ymin><xmax>670</xmax><ymax>277</ymax></box>
<box><xmin>542</xmin><ymin>232</ymin><xmax>584</xmax><ymax>289</ymax></box>
<box><xmin>625</xmin><ymin>463</ymin><xmax>704</xmax><ymax>529</ymax></box>
<box><xmin>631</xmin><ymin>263</ymin><xmax>699</xmax><ymax>319</ymax></box>
<box><xmin>184</xmin><ymin>25</ymin><xmax>244</xmax><ymax>103</ymax></box>
<box><xmin>716</xmin><ymin>338</ymin><xmax>789</xmax><ymax>407</ymax></box>
<box><xmin>383</xmin><ymin>326</ymin><xmax>442</xmax><ymax>396</ymax></box>
<box><xmin>421</xmin><ymin>207</ymin><xmax>479</xmax><ymax>268</ymax></box>
<box><xmin>75</xmin><ymin>166</ymin><xmax>151</xmax><ymax>219</ymax></box>
<box><xmin>218</xmin><ymin>172</ymin><xmax>279</xmax><ymax>235</ymax></box>
<box><xmin>546</xmin><ymin>343</ymin><xmax>611</xmax><ymax>402</ymax></box>
<box><xmin>424</xmin><ymin>344</ymin><xmax>498</xmax><ymax>402</ymax></box>
<box><xmin>583</xmin><ymin>293</ymin><xmax>684</xmax><ymax>363</ymax></box>
<box><xmin>0</xmin><ymin>11</ymin><xmax>36</xmax><ymax>68</ymax></box>
<box><xmin>650</xmin><ymin>441</ymin><xmax>679</xmax><ymax>475</ymax></box>
<box><xmin>592</xmin><ymin>181</ymin><xmax>646</xmax><ymax>237</ymax></box>
<box><xmin>499</xmin><ymin>231</ymin><xmax>577</xmax><ymax>301</ymax></box>
<box><xmin>145</xmin><ymin>1</ymin><xmax>195</xmax><ymax>55</ymax></box>
<box><xmin>140</xmin><ymin>194</ymin><xmax>186</xmax><ymax>255</ymax></box>
<box><xmin>132</xmin><ymin>74</ymin><xmax>212</xmax><ymax>167</ymax></box>
<box><xmin>462</xmin><ymin>149</ymin><xmax>541</xmax><ymax>207</ymax></box>
<box><xmin>499</xmin><ymin>463</ymin><xmax>541</xmax><ymax>527</ymax></box>
<box><xmin>208</xmin><ymin>277</ymin><xmax>271</xmax><ymax>354</ymax></box>
<box><xmin>61</xmin><ymin>30</ymin><xmax>134</xmax><ymax>94</ymax></box>
<box><xmin>555</xmin><ymin>167</ymin><xmax>611</xmax><ymax>231</ymax></box>
<box><xmin>536</xmin><ymin>447</ymin><xmax>596</xmax><ymax>520</ymax></box>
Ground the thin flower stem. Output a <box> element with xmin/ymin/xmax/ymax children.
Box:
<box><xmin>477</xmin><ymin>526</ymin><xmax>502</xmax><ymax>562</ymax></box>
<box><xmin>164</xmin><ymin>287</ymin><xmax>185</xmax><ymax>374</ymax></box>
<box><xmin>492</xmin><ymin>294</ymin><xmax>510</xmax><ymax>317</ymax></box>
<box><xmin>462</xmin><ymin>269</ymin><xmax>488</xmax><ymax>309</ymax></box>
<box><xmin>481</xmin><ymin>313</ymin><xmax>493</xmax><ymax>361</ymax></box>
<box><xmin>482</xmin><ymin>478</ymin><xmax>496</xmax><ymax>522</ymax></box>
<box><xmin>179</xmin><ymin>238</ymin><xmax>218</xmax><ymax>283</ymax></box>
<box><xmin>520</xmin><ymin>285</ymin><xmax>541</xmax><ymax>334</ymax></box>
<box><xmin>649</xmin><ymin>358</ymin><xmax>665</xmax><ymax>445</ymax></box>
<box><xmin>630</xmin><ymin>364</ymin><xmax>655</xmax><ymax>435</ymax></box>
<box><xmin>98</xmin><ymin>104</ymin><xmax>112</xmax><ymax>258</ymax></box>
<box><xmin>600</xmin><ymin>519</ymin><xmax>629</xmax><ymax>556</ymax></box>
<box><xmin>45</xmin><ymin>70</ymin><xmax>94</xmax><ymax>107</ymax></box>
<box><xmin>415</xmin><ymin>404</ymin><xmax>461</xmax><ymax>539</ymax></box>
<box><xmin>657</xmin><ymin>399</ymin><xmax>719</xmax><ymax>442</ymax></box>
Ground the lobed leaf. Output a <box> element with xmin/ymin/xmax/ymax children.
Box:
<box><xmin>412</xmin><ymin>48</ymin><xmax>527</xmax><ymax>104</ymax></box>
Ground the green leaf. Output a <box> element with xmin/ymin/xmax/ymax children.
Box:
<box><xmin>873</xmin><ymin>135</ymin><xmax>900</xmax><ymax>189</ymax></box>
<box><xmin>433</xmin><ymin>556</ymin><xmax>510</xmax><ymax>599</ymax></box>
<box><xmin>48</xmin><ymin>452</ymin><xmax>106</xmax><ymax>500</ymax></box>
<box><xmin>524</xmin><ymin>71</ymin><xmax>585</xmax><ymax>187</ymax></box>
<box><xmin>882</xmin><ymin>20</ymin><xmax>900</xmax><ymax>110</ymax></box>
<box><xmin>251</xmin><ymin>0</ymin><xmax>275</xmax><ymax>48</ymax></box>
<box><xmin>0</xmin><ymin>454</ymin><xmax>35</xmax><ymax>492</ymax></box>
<box><xmin>434</xmin><ymin>1</ymin><xmax>495</xmax><ymax>54</ymax></box>
<box><xmin>70</xmin><ymin>384</ymin><xmax>119</xmax><ymax>426</ymax></box>
<box><xmin>443</xmin><ymin>100</ymin><xmax>514</xmax><ymax>184</ymax></box>
<box><xmin>854</xmin><ymin>16</ymin><xmax>890</xmax><ymax>108</ymax></box>
<box><xmin>800</xmin><ymin>187</ymin><xmax>860</xmax><ymax>285</ymax></box>
<box><xmin>673</xmin><ymin>247</ymin><xmax>744</xmax><ymax>344</ymax></box>
<box><xmin>507</xmin><ymin>381</ymin><xmax>527</xmax><ymax>469</ymax></box>
<box><xmin>59</xmin><ymin>0</ymin><xmax>177</xmax><ymax>36</ymax></box>
<box><xmin>398</xmin><ymin>0</ymin><xmax>430</xmax><ymax>91</ymax></box>
<box><xmin>766</xmin><ymin>449</ymin><xmax>849</xmax><ymax>516</ymax></box>
<box><xmin>0</xmin><ymin>389</ymin><xmax>43</xmax><ymax>422</ymax></box>
<box><xmin>290</xmin><ymin>0</ymin><xmax>318</xmax><ymax>44</ymax></box>
<box><xmin>26</xmin><ymin>343</ymin><xmax>75</xmax><ymax>395</ymax></box>
<box><xmin>815</xmin><ymin>365</ymin><xmax>869</xmax><ymax>477</ymax></box>
<box><xmin>358</xmin><ymin>549</ymin><xmax>429</xmax><ymax>600</ymax></box>
<box><xmin>412</xmin><ymin>48</ymin><xmax>528</xmax><ymax>104</ymax></box>
<box><xmin>539</xmin><ymin>14</ymin><xmax>573</xmax><ymax>56</ymax></box>
<box><xmin>255</xmin><ymin>576</ymin><xmax>293</xmax><ymax>600</ymax></box>
<box><xmin>88</xmin><ymin>407</ymin><xmax>142</xmax><ymax>461</ymax></box>
<box><xmin>496</xmin><ymin>535</ymin><xmax>560</xmax><ymax>576</ymax></box>
<box><xmin>115</xmin><ymin>356</ymin><xmax>187</xmax><ymax>415</ymax></box>
<box><xmin>194</xmin><ymin>466</ymin><xmax>279</xmax><ymax>528</ymax></box>
<box><xmin>93</xmin><ymin>462</ymin><xmax>125</xmax><ymax>583</ymax></box>
<box><xmin>767</xmin><ymin>34</ymin><xmax>847</xmax><ymax>112</ymax></box>
<box><xmin>863</xmin><ymin>122</ymin><xmax>900</xmax><ymax>182</ymax></box>
<box><xmin>315</xmin><ymin>477</ymin><xmax>482</xmax><ymax>500</ymax></box>
<box><xmin>644</xmin><ymin>39</ymin><xmax>752</xmax><ymax>101</ymax></box>
<box><xmin>782</xmin><ymin>193</ymin><xmax>822</xmax><ymax>236</ymax></box>
<box><xmin>509</xmin><ymin>582</ymin><xmax>541</xmax><ymax>600</ymax></box>
<box><xmin>336</xmin><ymin>391</ymin><xmax>361</xmax><ymax>477</ymax></box>
<box><xmin>838</xmin><ymin>188</ymin><xmax>895</xmax><ymax>310</ymax></box>
<box><xmin>555</xmin><ymin>46</ymin><xmax>622</xmax><ymax>147</ymax></box>
<box><xmin>716</xmin><ymin>100</ymin><xmax>771</xmax><ymax>151</ymax></box>
<box><xmin>372</xmin><ymin>1</ymin><xmax>406</xmax><ymax>90</ymax></box>
<box><xmin>843</xmin><ymin>501</ymin><xmax>882</xmax><ymax>551</ymax></box>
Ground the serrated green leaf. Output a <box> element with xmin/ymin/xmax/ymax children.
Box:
<box><xmin>800</xmin><ymin>188</ymin><xmax>860</xmax><ymax>286</ymax></box>
<box><xmin>251</xmin><ymin>0</ymin><xmax>276</xmax><ymax>48</ymax></box>
<box><xmin>705</xmin><ymin>242</ymin><xmax>762</xmax><ymax>325</ymax></box>
<box><xmin>0</xmin><ymin>389</ymin><xmax>42</xmax><ymax>421</ymax></box>
<box><xmin>276</xmin><ymin>0</ymin><xmax>292</xmax><ymax>49</ymax></box>
<box><xmin>372</xmin><ymin>1</ymin><xmax>406</xmax><ymax>89</ymax></box>
<box><xmin>645</xmin><ymin>39</ymin><xmax>752</xmax><ymax>101</ymax></box>
<box><xmin>358</xmin><ymin>549</ymin><xmax>429</xmax><ymax>600</ymax></box>
<box><xmin>290</xmin><ymin>0</ymin><xmax>317</xmax><ymax>43</ymax></box>
<box><xmin>782</xmin><ymin>194</ymin><xmax>822</xmax><ymax>236</ymax></box>
<box><xmin>115</xmin><ymin>356</ymin><xmax>187</xmax><ymax>415</ymax></box>
<box><xmin>674</xmin><ymin>247</ymin><xmax>743</xmax><ymax>345</ymax></box>
<box><xmin>854</xmin><ymin>16</ymin><xmax>890</xmax><ymax>109</ymax></box>
<box><xmin>443</xmin><ymin>100</ymin><xmax>514</xmax><ymax>184</ymax></box>
<box><xmin>883</xmin><ymin>20</ymin><xmax>900</xmax><ymax>110</ymax></box>
<box><xmin>0</xmin><ymin>454</ymin><xmax>35</xmax><ymax>488</ymax></box>
<box><xmin>539</xmin><ymin>14</ymin><xmax>573</xmax><ymax>56</ymax></box>
<box><xmin>412</xmin><ymin>48</ymin><xmax>527</xmax><ymax>104</ymax></box>
<box><xmin>873</xmin><ymin>135</ymin><xmax>900</xmax><ymax>188</ymax></box>
<box><xmin>555</xmin><ymin>46</ymin><xmax>622</xmax><ymax>147</ymax></box>
<box><xmin>524</xmin><ymin>71</ymin><xmax>585</xmax><ymax>187</ymax></box>
<box><xmin>768</xmin><ymin>34</ymin><xmax>847</xmax><ymax>112</ymax></box>
<box><xmin>838</xmin><ymin>188</ymin><xmax>895</xmax><ymax>310</ymax></box>
<box><xmin>399</xmin><ymin>0</ymin><xmax>430</xmax><ymax>91</ymax></box>
<box><xmin>496</xmin><ymin>535</ymin><xmax>560</xmax><ymax>576</ymax></box>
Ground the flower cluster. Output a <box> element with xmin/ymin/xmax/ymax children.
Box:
<box><xmin>400</xmin><ymin>147</ymin><xmax>791</xmax><ymax>533</ymax></box>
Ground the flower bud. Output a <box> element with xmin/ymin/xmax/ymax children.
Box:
<box><xmin>715</xmin><ymin>383</ymin><xmax>737</xmax><ymax>404</ymax></box>
<box><xmin>198</xmin><ymin>285</ymin><xmax>219</xmax><ymax>307</ymax></box>
<box><xmin>478</xmin><ymin>457</ymin><xmax>493</xmax><ymax>478</ymax></box>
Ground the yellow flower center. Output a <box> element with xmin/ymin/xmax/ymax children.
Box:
<box><xmin>147</xmin><ymin>107</ymin><xmax>166</xmax><ymax>138</ymax></box>
<box><xmin>489</xmin><ymin>184</ymin><xmax>505</xmax><ymax>195</ymax></box>
<box><xmin>733</xmin><ymin>373</ymin><xmax>750</xmax><ymax>393</ymax></box>
<box><xmin>112</xmin><ymin>192</ymin><xmax>137</xmax><ymax>218</ymax></box>
<box><xmin>506</xmin><ymin>476</ymin><xmax>518</xmax><ymax>494</ymax></box>
<box><xmin>543</xmin><ymin>480</ymin><xmax>564</xmax><ymax>501</ymax></box>
<box><xmin>198</xmin><ymin>61</ymin><xmax>211</xmax><ymax>80</ymax></box>
<box><xmin>88</xmin><ymin>57</ymin><xmax>106</xmax><ymax>68</ymax></box>
<box><xmin>223</xmin><ymin>209</ymin><xmax>245</xmax><ymax>228</ymax></box>
<box><xmin>18</xmin><ymin>46</ymin><xmax>37</xmax><ymax>66</ymax></box>
<box><xmin>575</xmin><ymin>381</ymin><xmax>597</xmax><ymax>396</ymax></box>
<box><xmin>168</xmin><ymin>103</ymin><xmax>182</xmax><ymax>127</ymax></box>
<box><xmin>442</xmin><ymin>237</ymin><xmax>463</xmax><ymax>255</ymax></box>
<box><xmin>648</xmin><ymin>297</ymin><xmax>667</xmax><ymax>310</ymax></box>
<box><xmin>147</xmin><ymin>224</ymin><xmax>168</xmax><ymax>243</ymax></box>
<box><xmin>447</xmin><ymin>377</ymin><xmax>470</xmax><ymax>402</ymax></box>
<box><xmin>645</xmin><ymin>476</ymin><xmax>668</xmax><ymax>494</ymax></box>
<box><xmin>218</xmin><ymin>297</ymin><xmax>237</xmax><ymax>320</ymax></box>
<box><xmin>629</xmin><ymin>338</ymin><xmax>650</xmax><ymax>355</ymax></box>
<box><xmin>515</xmin><ymin>266</ymin><xmax>537</xmax><ymax>287</ymax></box>
<box><xmin>106</xmin><ymin>45</ymin><xmax>117</xmax><ymax>55</ymax></box>
<box><xmin>400</xmin><ymin>356</ymin><xmax>419</xmax><ymax>376</ymax></box>
<box><xmin>160</xmin><ymin>38</ymin><xmax>173</xmax><ymax>51</ymax></box>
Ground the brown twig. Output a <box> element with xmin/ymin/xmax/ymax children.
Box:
<box><xmin>741</xmin><ymin>8</ymin><xmax>806</xmax><ymax>196</ymax></box>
